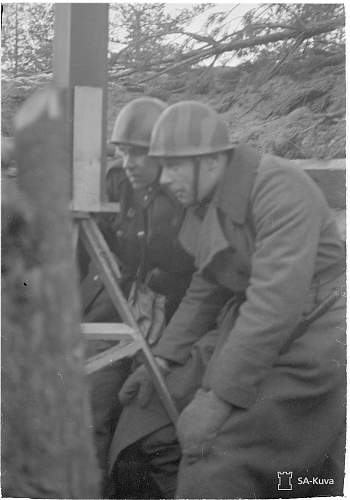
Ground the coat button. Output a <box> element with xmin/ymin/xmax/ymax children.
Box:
<box><xmin>93</xmin><ymin>274</ymin><xmax>99</xmax><ymax>282</ymax></box>
<box><xmin>116</xmin><ymin>230</ymin><xmax>123</xmax><ymax>237</ymax></box>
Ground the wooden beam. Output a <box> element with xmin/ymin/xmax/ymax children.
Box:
<box><xmin>289</xmin><ymin>159</ymin><xmax>345</xmax><ymax>209</ymax></box>
<box><xmin>80</xmin><ymin>217</ymin><xmax>179</xmax><ymax>424</ymax></box>
<box><xmin>98</xmin><ymin>202</ymin><xmax>121</xmax><ymax>212</ymax></box>
<box><xmin>53</xmin><ymin>4</ymin><xmax>108</xmax><ymax>88</ymax></box>
<box><xmin>71</xmin><ymin>87</ymin><xmax>121</xmax><ymax>213</ymax></box>
<box><xmin>72</xmin><ymin>86</ymin><xmax>103</xmax><ymax>211</ymax></box>
<box><xmin>86</xmin><ymin>342</ymin><xmax>141</xmax><ymax>375</ymax></box>
<box><xmin>53</xmin><ymin>4</ymin><xmax>109</xmax><ymax>208</ymax></box>
<box><xmin>82</xmin><ymin>323</ymin><xmax>135</xmax><ymax>341</ymax></box>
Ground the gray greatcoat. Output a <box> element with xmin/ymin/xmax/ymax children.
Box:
<box><xmin>110</xmin><ymin>145</ymin><xmax>346</xmax><ymax>498</ymax></box>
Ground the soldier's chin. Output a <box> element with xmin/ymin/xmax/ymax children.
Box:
<box><xmin>129</xmin><ymin>178</ymin><xmax>143</xmax><ymax>189</ymax></box>
<box><xmin>175</xmin><ymin>191</ymin><xmax>190</xmax><ymax>206</ymax></box>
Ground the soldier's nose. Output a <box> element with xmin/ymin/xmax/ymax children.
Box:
<box><xmin>124</xmin><ymin>155</ymin><xmax>135</xmax><ymax>170</ymax></box>
<box><xmin>160</xmin><ymin>167</ymin><xmax>172</xmax><ymax>186</ymax></box>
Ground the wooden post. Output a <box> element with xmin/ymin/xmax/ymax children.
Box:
<box><xmin>53</xmin><ymin>3</ymin><xmax>109</xmax><ymax>209</ymax></box>
<box><xmin>1</xmin><ymin>89</ymin><xmax>100</xmax><ymax>498</ymax></box>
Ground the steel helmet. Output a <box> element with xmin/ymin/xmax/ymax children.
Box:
<box><xmin>149</xmin><ymin>101</ymin><xmax>233</xmax><ymax>157</ymax></box>
<box><xmin>110</xmin><ymin>97</ymin><xmax>166</xmax><ymax>147</ymax></box>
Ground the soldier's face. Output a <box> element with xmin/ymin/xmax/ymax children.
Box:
<box><xmin>160</xmin><ymin>155</ymin><xmax>226</xmax><ymax>206</ymax></box>
<box><xmin>116</xmin><ymin>144</ymin><xmax>160</xmax><ymax>190</ymax></box>
<box><xmin>160</xmin><ymin>158</ymin><xmax>197</xmax><ymax>206</ymax></box>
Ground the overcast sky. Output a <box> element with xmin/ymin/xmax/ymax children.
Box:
<box><xmin>167</xmin><ymin>3</ymin><xmax>257</xmax><ymax>33</ymax></box>
<box><xmin>165</xmin><ymin>3</ymin><xmax>258</xmax><ymax>66</ymax></box>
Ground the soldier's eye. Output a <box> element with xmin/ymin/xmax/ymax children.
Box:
<box><xmin>133</xmin><ymin>148</ymin><xmax>148</xmax><ymax>157</ymax></box>
<box><xmin>117</xmin><ymin>147</ymin><xmax>129</xmax><ymax>156</ymax></box>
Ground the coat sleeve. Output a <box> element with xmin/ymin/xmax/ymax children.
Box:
<box><xmin>209</xmin><ymin>166</ymin><xmax>324</xmax><ymax>408</ymax></box>
<box><xmin>153</xmin><ymin>271</ymin><xmax>231</xmax><ymax>363</ymax></box>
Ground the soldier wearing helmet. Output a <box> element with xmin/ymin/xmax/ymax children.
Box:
<box><xmin>110</xmin><ymin>97</ymin><xmax>164</xmax><ymax>190</ymax></box>
<box><xmin>83</xmin><ymin>97</ymin><xmax>194</xmax><ymax>321</ymax></box>
<box><xmin>112</xmin><ymin>101</ymin><xmax>345</xmax><ymax>498</ymax></box>
<box><xmin>81</xmin><ymin>97</ymin><xmax>194</xmax><ymax>496</ymax></box>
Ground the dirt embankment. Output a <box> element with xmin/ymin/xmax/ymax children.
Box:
<box><xmin>2</xmin><ymin>56</ymin><xmax>345</xmax><ymax>160</ymax></box>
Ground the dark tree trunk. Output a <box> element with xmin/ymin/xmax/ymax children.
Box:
<box><xmin>1</xmin><ymin>88</ymin><xmax>100</xmax><ymax>498</ymax></box>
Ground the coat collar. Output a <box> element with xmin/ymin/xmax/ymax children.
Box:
<box><xmin>133</xmin><ymin>182</ymin><xmax>160</xmax><ymax>210</ymax></box>
<box><xmin>213</xmin><ymin>145</ymin><xmax>261</xmax><ymax>224</ymax></box>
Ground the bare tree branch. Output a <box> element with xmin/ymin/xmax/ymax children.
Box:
<box><xmin>180</xmin><ymin>18</ymin><xmax>338</xmax><ymax>66</ymax></box>
<box><xmin>106</xmin><ymin>4</ymin><xmax>344</xmax><ymax>88</ymax></box>
<box><xmin>175</xmin><ymin>30</ymin><xmax>220</xmax><ymax>47</ymax></box>
<box><xmin>169</xmin><ymin>16</ymin><xmax>344</xmax><ymax>64</ymax></box>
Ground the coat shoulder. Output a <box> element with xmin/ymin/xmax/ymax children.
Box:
<box><xmin>255</xmin><ymin>153</ymin><xmax>328</xmax><ymax>207</ymax></box>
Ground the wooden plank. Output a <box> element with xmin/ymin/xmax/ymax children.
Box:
<box><xmin>289</xmin><ymin>158</ymin><xmax>345</xmax><ymax>170</ymax></box>
<box><xmin>306</xmin><ymin>169</ymin><xmax>345</xmax><ymax>209</ymax></box>
<box><xmin>70</xmin><ymin>203</ymin><xmax>121</xmax><ymax>214</ymax></box>
<box><xmin>82</xmin><ymin>322</ymin><xmax>135</xmax><ymax>341</ymax></box>
<box><xmin>53</xmin><ymin>5</ymin><xmax>73</xmax><ymax>88</ymax></box>
<box><xmin>72</xmin><ymin>86</ymin><xmax>103</xmax><ymax>212</ymax></box>
<box><xmin>82</xmin><ymin>323</ymin><xmax>135</xmax><ymax>335</ymax></box>
<box><xmin>80</xmin><ymin>217</ymin><xmax>122</xmax><ymax>282</ymax></box>
<box><xmin>86</xmin><ymin>342</ymin><xmax>141</xmax><ymax>375</ymax></box>
<box><xmin>80</xmin><ymin>217</ymin><xmax>179</xmax><ymax>423</ymax></box>
<box><xmin>53</xmin><ymin>4</ymin><xmax>108</xmax><ymax>88</ymax></box>
<box><xmin>84</xmin><ymin>332</ymin><xmax>133</xmax><ymax>342</ymax></box>
<box><xmin>53</xmin><ymin>4</ymin><xmax>109</xmax><ymax>210</ymax></box>
<box><xmin>289</xmin><ymin>158</ymin><xmax>345</xmax><ymax>209</ymax></box>
<box><xmin>72</xmin><ymin>220</ymin><xmax>79</xmax><ymax>255</ymax></box>
<box><xmin>98</xmin><ymin>202</ymin><xmax>121</xmax><ymax>213</ymax></box>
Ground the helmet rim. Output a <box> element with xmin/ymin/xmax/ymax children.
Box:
<box><xmin>110</xmin><ymin>138</ymin><xmax>150</xmax><ymax>148</ymax></box>
<box><xmin>149</xmin><ymin>143</ymin><xmax>234</xmax><ymax>158</ymax></box>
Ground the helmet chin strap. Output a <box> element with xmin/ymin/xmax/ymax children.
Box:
<box><xmin>154</xmin><ymin>159</ymin><xmax>162</xmax><ymax>185</ymax></box>
<box><xmin>192</xmin><ymin>157</ymin><xmax>201</xmax><ymax>205</ymax></box>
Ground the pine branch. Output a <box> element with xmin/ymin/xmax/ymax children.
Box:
<box><xmin>161</xmin><ymin>15</ymin><xmax>345</xmax><ymax>66</ymax></box>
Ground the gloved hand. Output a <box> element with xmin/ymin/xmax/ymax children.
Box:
<box><xmin>176</xmin><ymin>388</ymin><xmax>232</xmax><ymax>462</ymax></box>
<box><xmin>118</xmin><ymin>357</ymin><xmax>170</xmax><ymax>407</ymax></box>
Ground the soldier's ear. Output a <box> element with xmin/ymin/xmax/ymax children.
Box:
<box><xmin>215</xmin><ymin>152</ymin><xmax>229</xmax><ymax>170</ymax></box>
<box><xmin>207</xmin><ymin>153</ymin><xmax>223</xmax><ymax>171</ymax></box>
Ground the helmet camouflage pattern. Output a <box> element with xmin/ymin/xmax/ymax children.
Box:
<box><xmin>149</xmin><ymin>101</ymin><xmax>233</xmax><ymax>157</ymax></box>
<box><xmin>110</xmin><ymin>97</ymin><xmax>166</xmax><ymax>147</ymax></box>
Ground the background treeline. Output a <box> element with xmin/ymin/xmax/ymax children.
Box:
<box><xmin>1</xmin><ymin>4</ymin><xmax>345</xmax><ymax>160</ymax></box>
<box><xmin>1</xmin><ymin>3</ymin><xmax>345</xmax><ymax>84</ymax></box>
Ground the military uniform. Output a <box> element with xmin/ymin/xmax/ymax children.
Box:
<box><xmin>81</xmin><ymin>166</ymin><xmax>194</xmax><ymax>324</ymax></box>
<box><xmin>111</xmin><ymin>145</ymin><xmax>346</xmax><ymax>498</ymax></box>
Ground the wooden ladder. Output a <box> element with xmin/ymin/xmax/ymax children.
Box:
<box><xmin>76</xmin><ymin>212</ymin><xmax>179</xmax><ymax>425</ymax></box>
